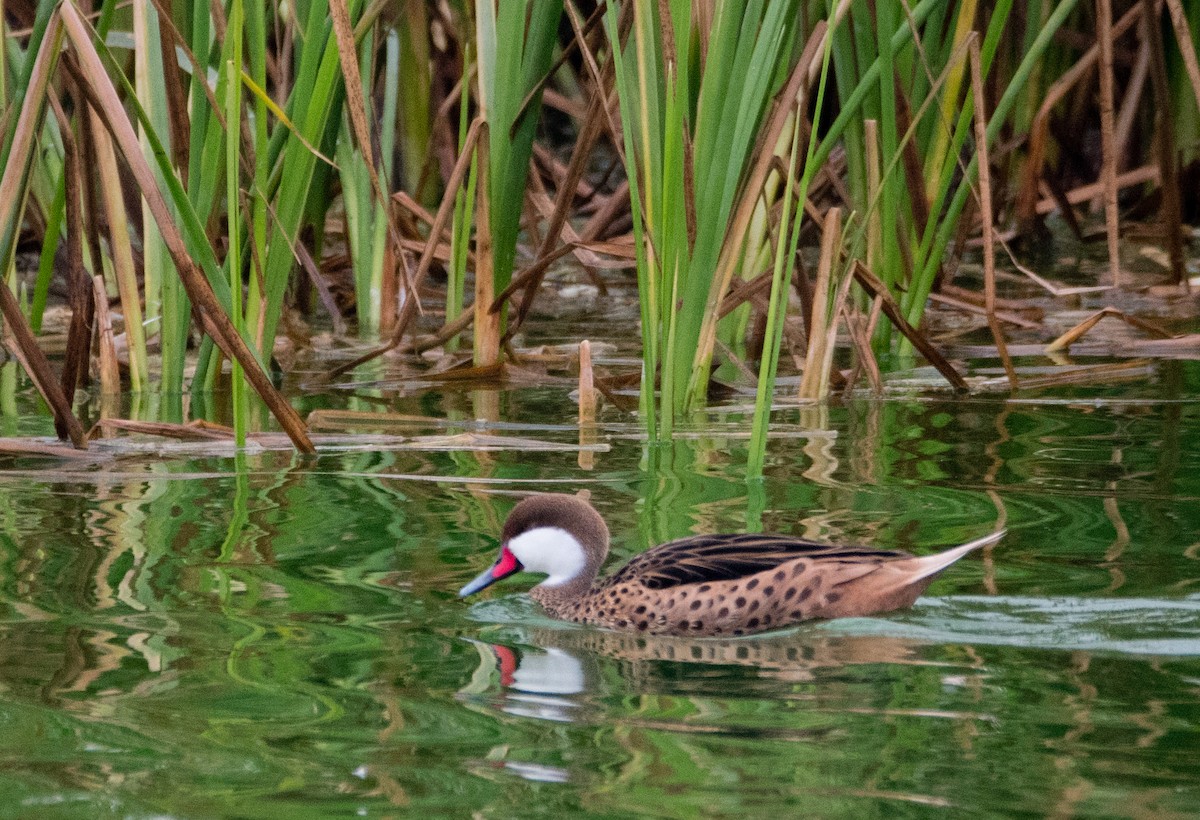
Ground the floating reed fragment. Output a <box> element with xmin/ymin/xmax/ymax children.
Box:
<box><xmin>1045</xmin><ymin>307</ymin><xmax>1175</xmax><ymax>353</ymax></box>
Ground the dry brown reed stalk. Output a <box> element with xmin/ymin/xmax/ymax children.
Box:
<box><xmin>842</xmin><ymin>308</ymin><xmax>883</xmax><ymax>395</ymax></box>
<box><xmin>971</xmin><ymin>37</ymin><xmax>1017</xmax><ymax>388</ymax></box>
<box><xmin>927</xmin><ymin>292</ymin><xmax>1041</xmax><ymax>329</ymax></box>
<box><xmin>798</xmin><ymin>207</ymin><xmax>841</xmax><ymax>401</ymax></box>
<box><xmin>294</xmin><ymin>242</ymin><xmax>347</xmax><ymax>335</ymax></box>
<box><xmin>0</xmin><ymin>438</ymin><xmax>110</xmax><ymax>459</ymax></box>
<box><xmin>88</xmin><ymin>419</ymin><xmax>237</xmax><ymax>440</ymax></box>
<box><xmin>92</xmin><ymin>107</ymin><xmax>147</xmax><ymax>388</ymax></box>
<box><xmin>47</xmin><ymin>88</ymin><xmax>93</xmax><ymax>406</ymax></box>
<box><xmin>577</xmin><ymin>339</ymin><xmax>596</xmax><ymax>423</ymax></box>
<box><xmin>473</xmin><ymin>125</ymin><xmax>500</xmax><ymax>367</ymax></box>
<box><xmin>413</xmin><ymin>308</ymin><xmax>475</xmax><ymax>354</ymax></box>
<box><xmin>0</xmin><ymin>284</ymin><xmax>87</xmax><ymax>447</ymax></box>
<box><xmin>565</xmin><ymin>0</ymin><xmax>624</xmax><ymax>163</ymax></box>
<box><xmin>1115</xmin><ymin>22</ymin><xmax>1151</xmax><ymax>159</ymax></box>
<box><xmin>59</xmin><ymin>3</ymin><xmax>315</xmax><ymax>452</ymax></box>
<box><xmin>1035</xmin><ymin>165</ymin><xmax>1160</xmax><ymax>215</ymax></box>
<box><xmin>1097</xmin><ymin>0</ymin><xmax>1122</xmax><ymax>287</ymax></box>
<box><xmin>1011</xmin><ymin>359</ymin><xmax>1155</xmax><ymax>390</ymax></box>
<box><xmin>331</xmin><ymin>0</ymin><xmax>414</xmax><ymax>302</ymax></box>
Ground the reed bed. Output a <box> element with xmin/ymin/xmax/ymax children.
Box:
<box><xmin>0</xmin><ymin>0</ymin><xmax>1196</xmax><ymax>464</ymax></box>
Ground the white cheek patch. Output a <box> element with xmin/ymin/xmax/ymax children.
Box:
<box><xmin>506</xmin><ymin>527</ymin><xmax>587</xmax><ymax>587</ymax></box>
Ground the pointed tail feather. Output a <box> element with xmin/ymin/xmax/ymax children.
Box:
<box><xmin>906</xmin><ymin>529</ymin><xmax>1006</xmax><ymax>583</ymax></box>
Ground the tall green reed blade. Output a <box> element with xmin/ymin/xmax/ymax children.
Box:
<box><xmin>747</xmin><ymin>116</ymin><xmax>807</xmax><ymax>479</ymax></box>
<box><xmin>474</xmin><ymin>0</ymin><xmax>563</xmax><ymax>361</ymax></box>
<box><xmin>746</xmin><ymin>20</ymin><xmax>835</xmax><ymax>479</ymax></box>
<box><xmin>602</xmin><ymin>6</ymin><xmax>659</xmax><ymax>440</ymax></box>
<box><xmin>245</xmin><ymin>0</ymin><xmax>270</xmax><ymax>374</ymax></box>
<box><xmin>396</xmin><ymin>1</ymin><xmax>433</xmax><ymax>201</ymax></box>
<box><xmin>447</xmin><ymin>51</ymin><xmax>478</xmax><ymax>354</ymax></box>
<box><xmin>133</xmin><ymin>0</ymin><xmax>173</xmax><ymax>373</ymax></box>
<box><xmin>343</xmin><ymin>29</ymin><xmax>398</xmax><ymax>337</ymax></box>
<box><xmin>226</xmin><ymin>0</ymin><xmax>248</xmax><ymax>446</ymax></box>
<box><xmin>872</xmin><ymin>0</ymin><xmax>901</xmax><ymax>292</ymax></box>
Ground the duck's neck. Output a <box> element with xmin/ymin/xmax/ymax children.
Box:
<box><xmin>530</xmin><ymin>574</ymin><xmax>596</xmax><ymax>618</ymax></box>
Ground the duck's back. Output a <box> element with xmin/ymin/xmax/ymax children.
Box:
<box><xmin>570</xmin><ymin>534</ymin><xmax>920</xmax><ymax>636</ymax></box>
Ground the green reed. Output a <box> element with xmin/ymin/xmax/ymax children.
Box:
<box><xmin>605</xmin><ymin>0</ymin><xmax>802</xmax><ymax>438</ymax></box>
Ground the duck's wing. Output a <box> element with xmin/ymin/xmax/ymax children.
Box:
<box><xmin>607</xmin><ymin>533</ymin><xmax>913</xmax><ymax>590</ymax></box>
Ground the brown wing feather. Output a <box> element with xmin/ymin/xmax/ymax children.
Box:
<box><xmin>606</xmin><ymin>533</ymin><xmax>913</xmax><ymax>590</ymax></box>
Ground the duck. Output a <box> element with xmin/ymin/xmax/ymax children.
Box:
<box><xmin>458</xmin><ymin>493</ymin><xmax>1004</xmax><ymax>637</ymax></box>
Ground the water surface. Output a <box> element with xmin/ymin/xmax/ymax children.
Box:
<box><xmin>1</xmin><ymin>367</ymin><xmax>1198</xmax><ymax>817</ymax></box>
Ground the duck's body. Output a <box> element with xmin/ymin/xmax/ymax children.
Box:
<box><xmin>459</xmin><ymin>494</ymin><xmax>1004</xmax><ymax>637</ymax></box>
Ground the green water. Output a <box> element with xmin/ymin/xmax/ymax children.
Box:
<box><xmin>1</xmin><ymin>367</ymin><xmax>1199</xmax><ymax>817</ymax></box>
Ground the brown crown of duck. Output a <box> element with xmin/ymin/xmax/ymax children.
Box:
<box><xmin>459</xmin><ymin>493</ymin><xmax>1004</xmax><ymax>637</ymax></box>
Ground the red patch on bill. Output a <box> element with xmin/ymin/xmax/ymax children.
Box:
<box><xmin>492</xmin><ymin>545</ymin><xmax>521</xmax><ymax>578</ymax></box>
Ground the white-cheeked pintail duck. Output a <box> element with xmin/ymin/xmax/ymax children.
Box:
<box><xmin>459</xmin><ymin>494</ymin><xmax>1004</xmax><ymax>637</ymax></box>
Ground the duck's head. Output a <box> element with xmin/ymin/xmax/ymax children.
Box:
<box><xmin>458</xmin><ymin>494</ymin><xmax>610</xmax><ymax>597</ymax></box>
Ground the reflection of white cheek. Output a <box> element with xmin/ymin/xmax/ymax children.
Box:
<box><xmin>510</xmin><ymin>648</ymin><xmax>586</xmax><ymax>694</ymax></box>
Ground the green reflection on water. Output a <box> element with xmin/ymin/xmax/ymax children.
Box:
<box><xmin>0</xmin><ymin>373</ymin><xmax>1198</xmax><ymax>816</ymax></box>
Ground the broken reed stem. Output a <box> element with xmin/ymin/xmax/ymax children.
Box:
<box><xmin>577</xmin><ymin>339</ymin><xmax>596</xmax><ymax>425</ymax></box>
<box><xmin>970</xmin><ymin>37</ymin><xmax>1017</xmax><ymax>388</ymax></box>
<box><xmin>1044</xmin><ymin>306</ymin><xmax>1174</xmax><ymax>352</ymax></box>
<box><xmin>1096</xmin><ymin>0</ymin><xmax>1121</xmax><ymax>287</ymax></box>
<box><xmin>577</xmin><ymin>339</ymin><xmax>596</xmax><ymax>471</ymax></box>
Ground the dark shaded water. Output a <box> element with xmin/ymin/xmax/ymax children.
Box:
<box><xmin>1</xmin><ymin>363</ymin><xmax>1199</xmax><ymax>817</ymax></box>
